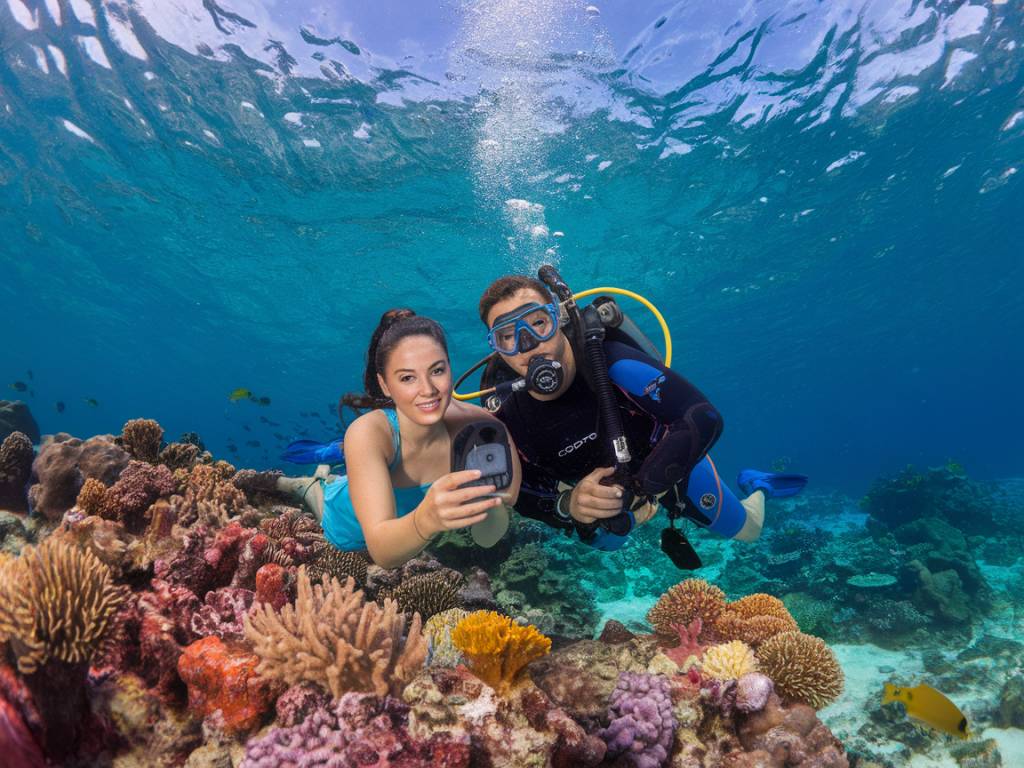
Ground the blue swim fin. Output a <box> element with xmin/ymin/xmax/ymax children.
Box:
<box><xmin>737</xmin><ymin>469</ymin><xmax>808</xmax><ymax>499</ymax></box>
<box><xmin>281</xmin><ymin>439</ymin><xmax>344</xmax><ymax>465</ymax></box>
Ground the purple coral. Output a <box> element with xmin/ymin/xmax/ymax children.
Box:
<box><xmin>190</xmin><ymin>587</ymin><xmax>255</xmax><ymax>641</ymax></box>
<box><xmin>735</xmin><ymin>673</ymin><xmax>774</xmax><ymax>714</ymax></box>
<box><xmin>240</xmin><ymin>692</ymin><xmax>470</xmax><ymax>768</ymax></box>
<box><xmin>599</xmin><ymin>672</ymin><xmax>677</xmax><ymax>768</ymax></box>
<box><xmin>274</xmin><ymin>683</ymin><xmax>330</xmax><ymax>727</ymax></box>
<box><xmin>105</xmin><ymin>460</ymin><xmax>176</xmax><ymax>530</ymax></box>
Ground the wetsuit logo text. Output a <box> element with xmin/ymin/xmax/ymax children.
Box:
<box><xmin>558</xmin><ymin>431</ymin><xmax>598</xmax><ymax>457</ymax></box>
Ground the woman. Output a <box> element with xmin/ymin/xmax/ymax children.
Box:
<box><xmin>277</xmin><ymin>309</ymin><xmax>520</xmax><ymax>568</ymax></box>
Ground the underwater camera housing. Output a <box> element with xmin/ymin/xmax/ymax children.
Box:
<box><xmin>451</xmin><ymin>421</ymin><xmax>513</xmax><ymax>492</ymax></box>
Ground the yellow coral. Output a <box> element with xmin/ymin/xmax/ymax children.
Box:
<box><xmin>756</xmin><ymin>631</ymin><xmax>844</xmax><ymax>709</ymax></box>
<box><xmin>424</xmin><ymin>608</ymin><xmax>470</xmax><ymax>667</ymax></box>
<box><xmin>646</xmin><ymin>579</ymin><xmax>726</xmax><ymax>637</ymax></box>
<box><xmin>0</xmin><ymin>537</ymin><xmax>125</xmax><ymax>674</ymax></box>
<box><xmin>451</xmin><ymin>610</ymin><xmax>551</xmax><ymax>693</ymax></box>
<box><xmin>701</xmin><ymin>640</ymin><xmax>758</xmax><ymax>681</ymax></box>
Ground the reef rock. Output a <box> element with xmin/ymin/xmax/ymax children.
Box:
<box><xmin>0</xmin><ymin>400</ymin><xmax>39</xmax><ymax>444</ymax></box>
<box><xmin>27</xmin><ymin>434</ymin><xmax>130</xmax><ymax>521</ymax></box>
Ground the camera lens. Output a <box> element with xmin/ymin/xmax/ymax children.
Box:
<box><xmin>486</xmin><ymin>453</ymin><xmax>495</xmax><ymax>462</ymax></box>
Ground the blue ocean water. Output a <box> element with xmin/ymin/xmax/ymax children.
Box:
<box><xmin>2</xmin><ymin>0</ymin><xmax>1021</xmax><ymax>493</ymax></box>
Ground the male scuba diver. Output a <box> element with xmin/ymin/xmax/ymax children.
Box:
<box><xmin>463</xmin><ymin>268</ymin><xmax>807</xmax><ymax>569</ymax></box>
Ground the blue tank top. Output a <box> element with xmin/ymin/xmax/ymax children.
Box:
<box><xmin>320</xmin><ymin>409</ymin><xmax>432</xmax><ymax>551</ymax></box>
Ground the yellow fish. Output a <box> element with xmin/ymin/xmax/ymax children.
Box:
<box><xmin>882</xmin><ymin>682</ymin><xmax>971</xmax><ymax>740</ymax></box>
<box><xmin>229</xmin><ymin>388</ymin><xmax>253</xmax><ymax>402</ymax></box>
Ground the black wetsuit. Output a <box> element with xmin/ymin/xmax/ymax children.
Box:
<box><xmin>494</xmin><ymin>340</ymin><xmax>722</xmax><ymax>547</ymax></box>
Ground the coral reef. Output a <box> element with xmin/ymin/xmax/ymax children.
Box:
<box><xmin>240</xmin><ymin>691</ymin><xmax>472</xmax><ymax>768</ymax></box>
<box><xmin>380</xmin><ymin>569</ymin><xmax>464</xmax><ymax>622</ymax></box>
<box><xmin>78</xmin><ymin>460</ymin><xmax>177</xmax><ymax>531</ymax></box>
<box><xmin>424</xmin><ymin>607</ymin><xmax>470</xmax><ymax>667</ymax></box>
<box><xmin>0</xmin><ymin>431</ymin><xmax>33</xmax><ymax>511</ymax></box>
<box><xmin>599</xmin><ymin>672</ymin><xmax>676</xmax><ymax>768</ymax></box>
<box><xmin>119</xmin><ymin>418</ymin><xmax>164</xmax><ymax>463</ymax></box>
<box><xmin>714</xmin><ymin>593</ymin><xmax>799</xmax><ymax>647</ymax></box>
<box><xmin>190</xmin><ymin>587</ymin><xmax>255</xmax><ymax>641</ymax></box>
<box><xmin>244</xmin><ymin>568</ymin><xmax>427</xmax><ymax>698</ymax></box>
<box><xmin>451</xmin><ymin>610</ymin><xmax>552</xmax><ymax>694</ymax></box>
<box><xmin>305</xmin><ymin>545</ymin><xmax>369</xmax><ymax>587</ymax></box>
<box><xmin>756</xmin><ymin>631</ymin><xmax>844</xmax><ymax>710</ymax></box>
<box><xmin>28</xmin><ymin>434</ymin><xmax>130</xmax><ymax>521</ymax></box>
<box><xmin>159</xmin><ymin>441</ymin><xmax>205</xmax><ymax>472</ymax></box>
<box><xmin>273</xmin><ymin>682</ymin><xmax>330</xmax><ymax>727</ymax></box>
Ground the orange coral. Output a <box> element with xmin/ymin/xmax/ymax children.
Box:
<box><xmin>177</xmin><ymin>635</ymin><xmax>276</xmax><ymax>733</ymax></box>
<box><xmin>714</xmin><ymin>593</ymin><xmax>798</xmax><ymax>647</ymax></box>
<box><xmin>646</xmin><ymin>579</ymin><xmax>727</xmax><ymax>638</ymax></box>
<box><xmin>450</xmin><ymin>611</ymin><xmax>551</xmax><ymax>694</ymax></box>
<box><xmin>76</xmin><ymin>477</ymin><xmax>110</xmax><ymax>517</ymax></box>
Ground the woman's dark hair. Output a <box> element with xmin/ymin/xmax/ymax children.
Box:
<box><xmin>478</xmin><ymin>275</ymin><xmax>553</xmax><ymax>324</ymax></box>
<box><xmin>339</xmin><ymin>309</ymin><xmax>449</xmax><ymax>416</ymax></box>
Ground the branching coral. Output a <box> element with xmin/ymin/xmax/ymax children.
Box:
<box><xmin>646</xmin><ymin>579</ymin><xmax>727</xmax><ymax>638</ymax></box>
<box><xmin>0</xmin><ymin>537</ymin><xmax>125</xmax><ymax>674</ymax></box>
<box><xmin>450</xmin><ymin>610</ymin><xmax>551</xmax><ymax>693</ymax></box>
<box><xmin>715</xmin><ymin>593</ymin><xmax>799</xmax><ymax>647</ymax></box>
<box><xmin>120</xmin><ymin>419</ymin><xmax>164</xmax><ymax>463</ymax></box>
<box><xmin>756</xmin><ymin>631</ymin><xmax>844</xmax><ymax>709</ymax></box>
<box><xmin>700</xmin><ymin>641</ymin><xmax>758</xmax><ymax>681</ymax></box>
<box><xmin>244</xmin><ymin>568</ymin><xmax>427</xmax><ymax>698</ymax></box>
<box><xmin>380</xmin><ymin>571</ymin><xmax>464</xmax><ymax>622</ymax></box>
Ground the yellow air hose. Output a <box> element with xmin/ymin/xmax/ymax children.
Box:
<box><xmin>453</xmin><ymin>286</ymin><xmax>672</xmax><ymax>401</ymax></box>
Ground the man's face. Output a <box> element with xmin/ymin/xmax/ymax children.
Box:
<box><xmin>486</xmin><ymin>288</ymin><xmax>575</xmax><ymax>396</ymax></box>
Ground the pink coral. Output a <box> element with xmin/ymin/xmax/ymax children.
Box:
<box><xmin>0</xmin><ymin>664</ymin><xmax>45</xmax><ymax>768</ymax></box>
<box><xmin>190</xmin><ymin>587</ymin><xmax>255</xmax><ymax>641</ymax></box>
<box><xmin>663</xmin><ymin>617</ymin><xmax>708</xmax><ymax>668</ymax></box>
<box><xmin>274</xmin><ymin>683</ymin><xmax>330</xmax><ymax>727</ymax></box>
<box><xmin>104</xmin><ymin>460</ymin><xmax>177</xmax><ymax>531</ymax></box>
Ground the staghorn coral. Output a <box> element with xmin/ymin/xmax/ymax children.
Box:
<box><xmin>0</xmin><ymin>537</ymin><xmax>125</xmax><ymax>674</ymax></box>
<box><xmin>599</xmin><ymin>672</ymin><xmax>676</xmax><ymax>768</ymax></box>
<box><xmin>424</xmin><ymin>608</ymin><xmax>470</xmax><ymax>667</ymax></box>
<box><xmin>381</xmin><ymin>570</ymin><xmax>464</xmax><ymax>622</ymax></box>
<box><xmin>120</xmin><ymin>418</ymin><xmax>164</xmax><ymax>463</ymax></box>
<box><xmin>450</xmin><ymin>610</ymin><xmax>551</xmax><ymax>694</ymax></box>
<box><xmin>240</xmin><ymin>691</ymin><xmax>471</xmax><ymax>768</ymax></box>
<box><xmin>701</xmin><ymin>641</ymin><xmax>759</xmax><ymax>681</ymax></box>
<box><xmin>306</xmin><ymin>545</ymin><xmax>369</xmax><ymax>587</ymax></box>
<box><xmin>646</xmin><ymin>579</ymin><xmax>726</xmax><ymax>638</ymax></box>
<box><xmin>0</xmin><ymin>431</ymin><xmax>33</xmax><ymax>511</ymax></box>
<box><xmin>756</xmin><ymin>631</ymin><xmax>844</xmax><ymax>709</ymax></box>
<box><xmin>715</xmin><ymin>593</ymin><xmax>799</xmax><ymax>647</ymax></box>
<box><xmin>244</xmin><ymin>568</ymin><xmax>427</xmax><ymax>698</ymax></box>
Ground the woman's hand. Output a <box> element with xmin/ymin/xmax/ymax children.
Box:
<box><xmin>417</xmin><ymin>470</ymin><xmax>501</xmax><ymax>536</ymax></box>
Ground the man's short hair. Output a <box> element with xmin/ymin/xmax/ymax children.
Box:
<box><xmin>478</xmin><ymin>275</ymin><xmax>553</xmax><ymax>324</ymax></box>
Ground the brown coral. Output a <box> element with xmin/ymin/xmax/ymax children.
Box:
<box><xmin>158</xmin><ymin>442</ymin><xmax>201</xmax><ymax>472</ymax></box>
<box><xmin>451</xmin><ymin>610</ymin><xmax>551</xmax><ymax>693</ymax></box>
<box><xmin>381</xmin><ymin>571</ymin><xmax>463</xmax><ymax>622</ymax></box>
<box><xmin>756</xmin><ymin>631</ymin><xmax>844</xmax><ymax>710</ymax></box>
<box><xmin>0</xmin><ymin>537</ymin><xmax>125</xmax><ymax>674</ymax></box>
<box><xmin>244</xmin><ymin>567</ymin><xmax>426</xmax><ymax>698</ymax></box>
<box><xmin>0</xmin><ymin>431</ymin><xmax>33</xmax><ymax>510</ymax></box>
<box><xmin>714</xmin><ymin>593</ymin><xmax>799</xmax><ymax>647</ymax></box>
<box><xmin>646</xmin><ymin>579</ymin><xmax>727</xmax><ymax>638</ymax></box>
<box><xmin>306</xmin><ymin>546</ymin><xmax>369</xmax><ymax>587</ymax></box>
<box><xmin>120</xmin><ymin>418</ymin><xmax>164</xmax><ymax>463</ymax></box>
<box><xmin>75</xmin><ymin>477</ymin><xmax>110</xmax><ymax>517</ymax></box>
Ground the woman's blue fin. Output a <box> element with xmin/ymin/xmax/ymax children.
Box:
<box><xmin>737</xmin><ymin>469</ymin><xmax>808</xmax><ymax>499</ymax></box>
<box><xmin>280</xmin><ymin>439</ymin><xmax>344</xmax><ymax>465</ymax></box>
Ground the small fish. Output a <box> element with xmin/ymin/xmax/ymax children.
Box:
<box><xmin>882</xmin><ymin>683</ymin><xmax>971</xmax><ymax>740</ymax></box>
<box><xmin>243</xmin><ymin>425</ymin><xmax>251</xmax><ymax>432</ymax></box>
<box><xmin>246</xmin><ymin>440</ymin><xmax>261</xmax><ymax>448</ymax></box>
<box><xmin>229</xmin><ymin>388</ymin><xmax>253</xmax><ymax>402</ymax></box>
<box><xmin>311</xmin><ymin>411</ymin><xmax>321</xmax><ymax>418</ymax></box>
<box><xmin>259</xmin><ymin>416</ymin><xmax>270</xmax><ymax>424</ymax></box>
<box><xmin>227</xmin><ymin>444</ymin><xmax>238</xmax><ymax>453</ymax></box>
<box><xmin>26</xmin><ymin>369</ymin><xmax>33</xmax><ymax>380</ymax></box>
<box><xmin>10</xmin><ymin>381</ymin><xmax>27</xmax><ymax>392</ymax></box>
<box><xmin>300</xmin><ymin>411</ymin><xmax>308</xmax><ymax>417</ymax></box>
<box><xmin>56</xmin><ymin>401</ymin><xmax>65</xmax><ymax>413</ymax></box>
<box><xmin>273</xmin><ymin>433</ymin><xmax>285</xmax><ymax>441</ymax></box>
<box><xmin>84</xmin><ymin>398</ymin><xmax>99</xmax><ymax>407</ymax></box>
<box><xmin>257</xmin><ymin>396</ymin><xmax>271</xmax><ymax>406</ymax></box>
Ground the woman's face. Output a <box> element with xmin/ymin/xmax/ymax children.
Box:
<box><xmin>377</xmin><ymin>335</ymin><xmax>452</xmax><ymax>426</ymax></box>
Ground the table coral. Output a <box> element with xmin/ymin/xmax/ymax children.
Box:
<box><xmin>244</xmin><ymin>568</ymin><xmax>427</xmax><ymax>698</ymax></box>
<box><xmin>450</xmin><ymin>610</ymin><xmax>551</xmax><ymax>694</ymax></box>
<box><xmin>756</xmin><ymin>631</ymin><xmax>844</xmax><ymax>710</ymax></box>
<box><xmin>646</xmin><ymin>579</ymin><xmax>727</xmax><ymax>638</ymax></box>
<box><xmin>178</xmin><ymin>635</ymin><xmax>276</xmax><ymax>734</ymax></box>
